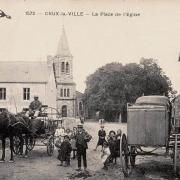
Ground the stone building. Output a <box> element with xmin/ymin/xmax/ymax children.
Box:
<box><xmin>0</xmin><ymin>28</ymin><xmax>83</xmax><ymax>118</ymax></box>
<box><xmin>0</xmin><ymin>61</ymin><xmax>56</xmax><ymax>113</ymax></box>
<box><xmin>48</xmin><ymin>28</ymin><xmax>77</xmax><ymax>117</ymax></box>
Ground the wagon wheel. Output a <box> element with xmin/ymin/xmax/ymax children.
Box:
<box><xmin>13</xmin><ymin>135</ymin><xmax>21</xmax><ymax>155</ymax></box>
<box><xmin>27</xmin><ymin>136</ymin><xmax>35</xmax><ymax>151</ymax></box>
<box><xmin>130</xmin><ymin>146</ymin><xmax>136</xmax><ymax>168</ymax></box>
<box><xmin>47</xmin><ymin>135</ymin><xmax>54</xmax><ymax>156</ymax></box>
<box><xmin>120</xmin><ymin>133</ymin><xmax>130</xmax><ymax>177</ymax></box>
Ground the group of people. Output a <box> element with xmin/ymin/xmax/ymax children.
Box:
<box><xmin>25</xmin><ymin>96</ymin><xmax>121</xmax><ymax>172</ymax></box>
<box><xmin>54</xmin><ymin>123</ymin><xmax>92</xmax><ymax>172</ymax></box>
<box><xmin>95</xmin><ymin>124</ymin><xmax>122</xmax><ymax>170</ymax></box>
<box><xmin>54</xmin><ymin>122</ymin><xmax>122</xmax><ymax>172</ymax></box>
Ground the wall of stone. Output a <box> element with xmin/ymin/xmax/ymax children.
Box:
<box><xmin>57</xmin><ymin>99</ymin><xmax>76</xmax><ymax>117</ymax></box>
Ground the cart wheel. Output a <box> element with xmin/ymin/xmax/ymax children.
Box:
<box><xmin>13</xmin><ymin>136</ymin><xmax>21</xmax><ymax>154</ymax></box>
<box><xmin>27</xmin><ymin>136</ymin><xmax>35</xmax><ymax>151</ymax></box>
<box><xmin>47</xmin><ymin>135</ymin><xmax>54</xmax><ymax>156</ymax></box>
<box><xmin>120</xmin><ymin>133</ymin><xmax>130</xmax><ymax>177</ymax></box>
<box><xmin>130</xmin><ymin>146</ymin><xmax>136</xmax><ymax>168</ymax></box>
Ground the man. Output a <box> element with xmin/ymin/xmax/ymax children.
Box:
<box><xmin>25</xmin><ymin>95</ymin><xmax>42</xmax><ymax>118</ymax></box>
<box><xmin>73</xmin><ymin>123</ymin><xmax>92</xmax><ymax>172</ymax></box>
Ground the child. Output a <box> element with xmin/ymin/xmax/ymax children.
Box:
<box><xmin>101</xmin><ymin>142</ymin><xmax>111</xmax><ymax>170</ymax></box>
<box><xmin>115</xmin><ymin>129</ymin><xmax>122</xmax><ymax>158</ymax></box>
<box><xmin>94</xmin><ymin>124</ymin><xmax>106</xmax><ymax>151</ymax></box>
<box><xmin>70</xmin><ymin>127</ymin><xmax>77</xmax><ymax>159</ymax></box>
<box><xmin>66</xmin><ymin>128</ymin><xmax>72</xmax><ymax>138</ymax></box>
<box><xmin>57</xmin><ymin>135</ymin><xmax>72</xmax><ymax>166</ymax></box>
<box><xmin>108</xmin><ymin>130</ymin><xmax>117</xmax><ymax>164</ymax></box>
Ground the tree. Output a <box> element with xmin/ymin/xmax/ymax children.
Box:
<box><xmin>84</xmin><ymin>59</ymin><xmax>175</xmax><ymax>121</ymax></box>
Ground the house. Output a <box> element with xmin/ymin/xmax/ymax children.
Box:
<box><xmin>0</xmin><ymin>28</ymin><xmax>84</xmax><ymax>117</ymax></box>
<box><xmin>0</xmin><ymin>60</ymin><xmax>56</xmax><ymax>113</ymax></box>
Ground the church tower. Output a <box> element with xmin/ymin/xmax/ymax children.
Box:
<box><xmin>53</xmin><ymin>27</ymin><xmax>76</xmax><ymax>117</ymax></box>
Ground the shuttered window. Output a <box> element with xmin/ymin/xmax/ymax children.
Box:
<box><xmin>23</xmin><ymin>88</ymin><xmax>30</xmax><ymax>100</ymax></box>
<box><xmin>0</xmin><ymin>88</ymin><xmax>6</xmax><ymax>100</ymax></box>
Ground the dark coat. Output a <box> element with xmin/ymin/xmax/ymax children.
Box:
<box><xmin>108</xmin><ymin>138</ymin><xmax>117</xmax><ymax>157</ymax></box>
<box><xmin>97</xmin><ymin>129</ymin><xmax>106</xmax><ymax>146</ymax></box>
<box><xmin>29</xmin><ymin>100</ymin><xmax>42</xmax><ymax>111</ymax></box>
<box><xmin>75</xmin><ymin>130</ymin><xmax>92</xmax><ymax>150</ymax></box>
<box><xmin>58</xmin><ymin>141</ymin><xmax>72</xmax><ymax>161</ymax></box>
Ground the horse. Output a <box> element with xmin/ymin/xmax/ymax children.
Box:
<box><xmin>13</xmin><ymin>112</ymin><xmax>32</xmax><ymax>157</ymax></box>
<box><xmin>14</xmin><ymin>112</ymin><xmax>48</xmax><ymax>157</ymax></box>
<box><xmin>0</xmin><ymin>111</ymin><xmax>19</xmax><ymax>162</ymax></box>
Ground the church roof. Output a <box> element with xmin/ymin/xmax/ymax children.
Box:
<box><xmin>56</xmin><ymin>27</ymin><xmax>72</xmax><ymax>57</ymax></box>
<box><xmin>76</xmin><ymin>91</ymin><xmax>84</xmax><ymax>98</ymax></box>
<box><xmin>0</xmin><ymin>61</ymin><xmax>50</xmax><ymax>83</ymax></box>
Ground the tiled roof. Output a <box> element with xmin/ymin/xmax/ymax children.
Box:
<box><xmin>0</xmin><ymin>61</ymin><xmax>50</xmax><ymax>83</ymax></box>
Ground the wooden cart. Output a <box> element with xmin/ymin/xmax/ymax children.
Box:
<box><xmin>13</xmin><ymin>106</ymin><xmax>62</xmax><ymax>156</ymax></box>
<box><xmin>120</xmin><ymin>95</ymin><xmax>180</xmax><ymax>176</ymax></box>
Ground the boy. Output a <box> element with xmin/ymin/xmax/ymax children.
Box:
<box><xmin>101</xmin><ymin>142</ymin><xmax>111</xmax><ymax>170</ymax></box>
<box><xmin>108</xmin><ymin>131</ymin><xmax>117</xmax><ymax>164</ymax></box>
<box><xmin>70</xmin><ymin>127</ymin><xmax>77</xmax><ymax>159</ymax></box>
<box><xmin>57</xmin><ymin>135</ymin><xmax>72</xmax><ymax>166</ymax></box>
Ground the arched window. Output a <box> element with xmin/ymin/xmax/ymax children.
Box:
<box><xmin>62</xmin><ymin>105</ymin><xmax>67</xmax><ymax>117</ymax></box>
<box><xmin>61</xmin><ymin>62</ymin><xmax>65</xmax><ymax>72</ymax></box>
<box><xmin>79</xmin><ymin>102</ymin><xmax>83</xmax><ymax>111</ymax></box>
<box><xmin>64</xmin><ymin>89</ymin><xmax>66</xmax><ymax>97</ymax></box>
<box><xmin>60</xmin><ymin>89</ymin><xmax>63</xmax><ymax>97</ymax></box>
<box><xmin>66</xmin><ymin>62</ymin><xmax>69</xmax><ymax>73</ymax></box>
<box><xmin>67</xmin><ymin>89</ymin><xmax>70</xmax><ymax>97</ymax></box>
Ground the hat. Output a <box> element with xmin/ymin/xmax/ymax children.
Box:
<box><xmin>64</xmin><ymin>135</ymin><xmax>70</xmax><ymax>139</ymax></box>
<box><xmin>77</xmin><ymin>123</ymin><xmax>83</xmax><ymax>128</ymax></box>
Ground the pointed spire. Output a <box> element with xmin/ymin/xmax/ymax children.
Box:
<box><xmin>56</xmin><ymin>27</ymin><xmax>71</xmax><ymax>57</ymax></box>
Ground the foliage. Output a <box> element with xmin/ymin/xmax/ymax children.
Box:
<box><xmin>84</xmin><ymin>58</ymin><xmax>175</xmax><ymax>121</ymax></box>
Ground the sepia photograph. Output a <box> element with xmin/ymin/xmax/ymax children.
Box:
<box><xmin>0</xmin><ymin>0</ymin><xmax>180</xmax><ymax>179</ymax></box>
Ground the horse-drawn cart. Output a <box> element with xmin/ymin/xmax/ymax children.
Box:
<box><xmin>13</xmin><ymin>106</ymin><xmax>62</xmax><ymax>156</ymax></box>
<box><xmin>120</xmin><ymin>95</ymin><xmax>180</xmax><ymax>176</ymax></box>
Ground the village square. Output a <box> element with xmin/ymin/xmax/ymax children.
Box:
<box><xmin>1</xmin><ymin>1</ymin><xmax>180</xmax><ymax>180</ymax></box>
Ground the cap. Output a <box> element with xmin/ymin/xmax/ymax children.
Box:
<box><xmin>77</xmin><ymin>123</ymin><xmax>83</xmax><ymax>128</ymax></box>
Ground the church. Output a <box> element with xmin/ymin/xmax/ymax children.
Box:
<box><xmin>0</xmin><ymin>28</ymin><xmax>84</xmax><ymax>118</ymax></box>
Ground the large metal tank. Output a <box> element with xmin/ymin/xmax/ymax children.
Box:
<box><xmin>127</xmin><ymin>96</ymin><xmax>169</xmax><ymax>146</ymax></box>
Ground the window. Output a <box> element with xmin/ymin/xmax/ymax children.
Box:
<box><xmin>0</xmin><ymin>88</ymin><xmax>6</xmax><ymax>100</ymax></box>
<box><xmin>61</xmin><ymin>62</ymin><xmax>65</xmax><ymax>72</ymax></box>
<box><xmin>64</xmin><ymin>89</ymin><xmax>66</xmax><ymax>97</ymax></box>
<box><xmin>60</xmin><ymin>89</ymin><xmax>63</xmax><ymax>97</ymax></box>
<box><xmin>67</xmin><ymin>89</ymin><xmax>70</xmax><ymax>97</ymax></box>
<box><xmin>66</xmin><ymin>62</ymin><xmax>69</xmax><ymax>73</ymax></box>
<box><xmin>23</xmin><ymin>88</ymin><xmax>30</xmax><ymax>100</ymax></box>
<box><xmin>0</xmin><ymin>108</ymin><xmax>7</xmax><ymax>113</ymax></box>
<box><xmin>79</xmin><ymin>102</ymin><xmax>83</xmax><ymax>111</ymax></box>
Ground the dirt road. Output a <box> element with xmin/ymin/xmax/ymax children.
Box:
<box><xmin>0</xmin><ymin>122</ymin><xmax>180</xmax><ymax>180</ymax></box>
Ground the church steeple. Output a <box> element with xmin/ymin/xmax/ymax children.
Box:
<box><xmin>52</xmin><ymin>26</ymin><xmax>76</xmax><ymax>118</ymax></box>
<box><xmin>56</xmin><ymin>27</ymin><xmax>71</xmax><ymax>57</ymax></box>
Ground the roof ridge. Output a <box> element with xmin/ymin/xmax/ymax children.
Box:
<box><xmin>0</xmin><ymin>61</ymin><xmax>47</xmax><ymax>63</ymax></box>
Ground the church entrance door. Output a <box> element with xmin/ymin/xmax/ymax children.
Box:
<box><xmin>62</xmin><ymin>105</ymin><xmax>67</xmax><ymax>117</ymax></box>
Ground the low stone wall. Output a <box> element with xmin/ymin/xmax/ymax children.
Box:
<box><xmin>62</xmin><ymin>117</ymin><xmax>81</xmax><ymax>130</ymax></box>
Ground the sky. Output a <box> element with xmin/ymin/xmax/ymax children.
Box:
<box><xmin>0</xmin><ymin>0</ymin><xmax>180</xmax><ymax>93</ymax></box>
